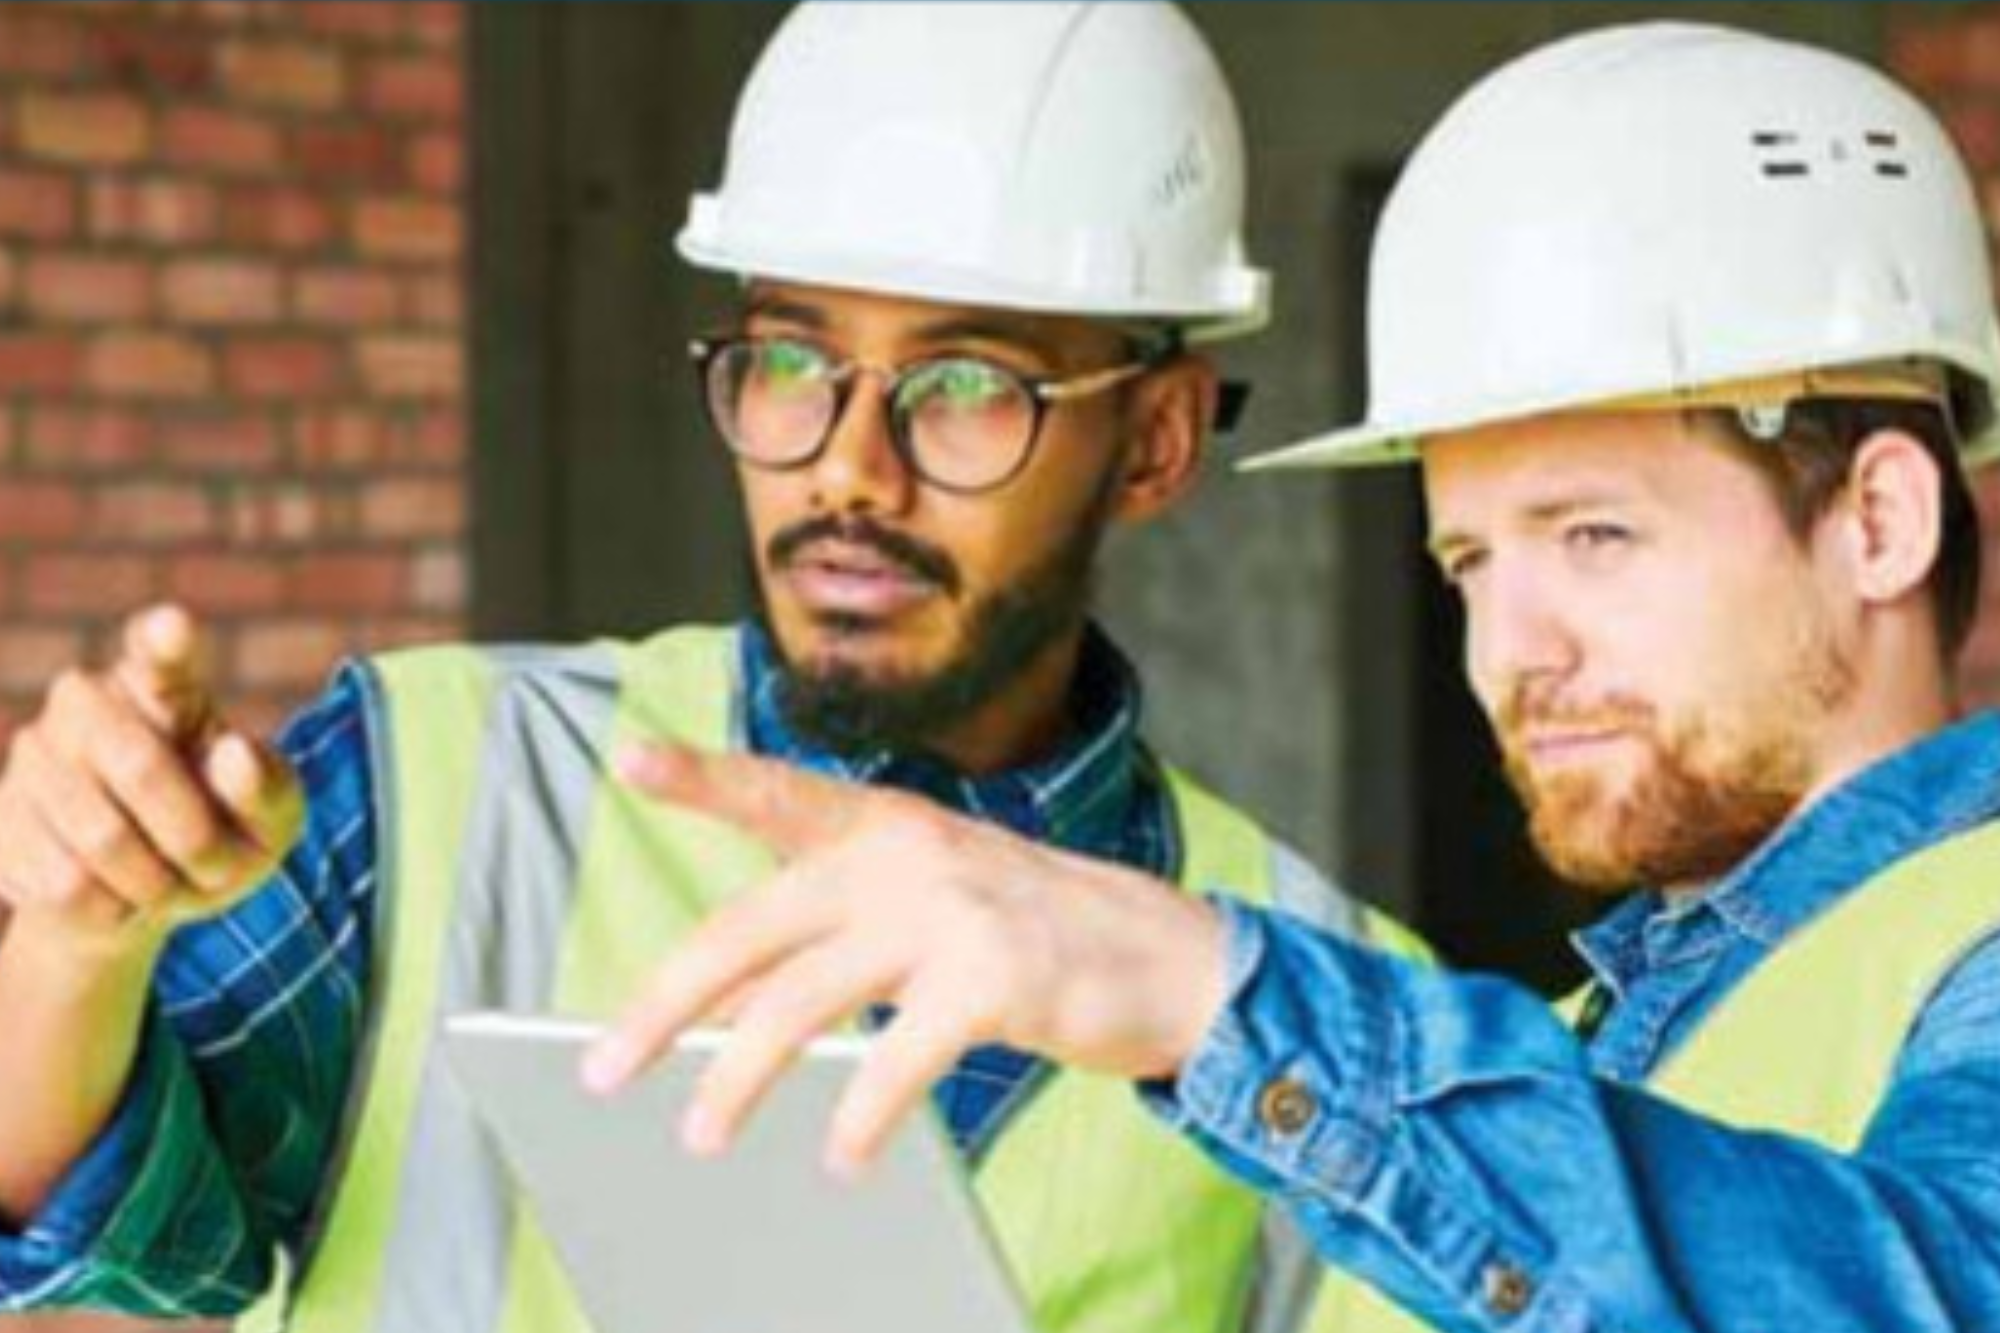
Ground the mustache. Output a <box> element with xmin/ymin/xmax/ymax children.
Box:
<box><xmin>767</xmin><ymin>515</ymin><xmax>961</xmax><ymax>594</ymax></box>
<box><xmin>1494</xmin><ymin>686</ymin><xmax>1655</xmax><ymax>742</ymax></box>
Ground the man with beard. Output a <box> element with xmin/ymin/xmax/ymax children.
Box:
<box><xmin>0</xmin><ymin>6</ymin><xmax>1420</xmax><ymax>1332</ymax></box>
<box><xmin>583</xmin><ymin>23</ymin><xmax>2000</xmax><ymax>1333</ymax></box>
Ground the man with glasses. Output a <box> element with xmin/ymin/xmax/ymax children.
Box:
<box><xmin>0</xmin><ymin>5</ymin><xmax>1416</xmax><ymax>1332</ymax></box>
<box><xmin>584</xmin><ymin>23</ymin><xmax>2000</xmax><ymax>1333</ymax></box>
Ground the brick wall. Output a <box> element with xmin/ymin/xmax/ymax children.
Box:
<box><xmin>1893</xmin><ymin>6</ymin><xmax>2000</xmax><ymax>705</ymax></box>
<box><xmin>0</xmin><ymin>0</ymin><xmax>466</xmax><ymax>745</ymax></box>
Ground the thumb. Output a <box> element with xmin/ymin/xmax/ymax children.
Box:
<box><xmin>615</xmin><ymin>743</ymin><xmax>866</xmax><ymax>859</ymax></box>
<box><xmin>113</xmin><ymin>604</ymin><xmax>217</xmax><ymax>746</ymax></box>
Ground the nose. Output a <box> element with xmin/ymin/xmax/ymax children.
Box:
<box><xmin>1464</xmin><ymin>555</ymin><xmax>1581</xmax><ymax>715</ymax></box>
<box><xmin>809</xmin><ymin>370</ymin><xmax>918</xmax><ymax>517</ymax></box>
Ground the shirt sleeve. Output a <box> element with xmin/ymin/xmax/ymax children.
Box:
<box><xmin>0</xmin><ymin>666</ymin><xmax>381</xmax><ymax>1318</ymax></box>
<box><xmin>1144</xmin><ymin>899</ymin><xmax>2000</xmax><ymax>1333</ymax></box>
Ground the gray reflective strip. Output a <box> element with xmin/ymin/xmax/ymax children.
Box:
<box><xmin>1244</xmin><ymin>1203</ymin><xmax>1329</xmax><ymax>1333</ymax></box>
<box><xmin>374</xmin><ymin>645</ymin><xmax>623</xmax><ymax>1333</ymax></box>
<box><xmin>1267</xmin><ymin>838</ymin><xmax>1364</xmax><ymax>942</ymax></box>
<box><xmin>1245</xmin><ymin>838</ymin><xmax>1361</xmax><ymax>1333</ymax></box>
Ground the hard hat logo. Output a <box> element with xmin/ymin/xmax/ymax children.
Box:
<box><xmin>1244</xmin><ymin>22</ymin><xmax>2000</xmax><ymax>471</ymax></box>
<box><xmin>678</xmin><ymin>2</ymin><xmax>1269</xmax><ymax>342</ymax></box>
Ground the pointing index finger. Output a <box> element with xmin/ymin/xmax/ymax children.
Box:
<box><xmin>615</xmin><ymin>743</ymin><xmax>870</xmax><ymax>859</ymax></box>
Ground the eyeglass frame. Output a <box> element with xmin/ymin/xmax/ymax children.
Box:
<box><xmin>687</xmin><ymin>331</ymin><xmax>1181</xmax><ymax>496</ymax></box>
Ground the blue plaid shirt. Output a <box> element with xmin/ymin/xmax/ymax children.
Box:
<box><xmin>0</xmin><ymin>621</ymin><xmax>1178</xmax><ymax>1317</ymax></box>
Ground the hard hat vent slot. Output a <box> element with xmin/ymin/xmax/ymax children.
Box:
<box><xmin>1751</xmin><ymin>130</ymin><xmax>1810</xmax><ymax>179</ymax></box>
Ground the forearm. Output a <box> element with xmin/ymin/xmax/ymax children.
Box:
<box><xmin>1153</xmin><ymin>904</ymin><xmax>2000</xmax><ymax>1332</ymax></box>
<box><xmin>0</xmin><ymin>914</ymin><xmax>162</xmax><ymax>1226</ymax></box>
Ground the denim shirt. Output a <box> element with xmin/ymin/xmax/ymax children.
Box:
<box><xmin>1153</xmin><ymin>713</ymin><xmax>2000</xmax><ymax>1332</ymax></box>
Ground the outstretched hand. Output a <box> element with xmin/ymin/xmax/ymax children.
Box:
<box><xmin>586</xmin><ymin>742</ymin><xmax>1227</xmax><ymax>1177</ymax></box>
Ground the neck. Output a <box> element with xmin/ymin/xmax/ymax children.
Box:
<box><xmin>1797</xmin><ymin>638</ymin><xmax>1959</xmax><ymax>817</ymax></box>
<box><xmin>922</xmin><ymin>627</ymin><xmax>1088</xmax><ymax>776</ymax></box>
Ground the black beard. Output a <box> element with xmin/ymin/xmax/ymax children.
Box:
<box><xmin>762</xmin><ymin>489</ymin><xmax>1114</xmax><ymax>759</ymax></box>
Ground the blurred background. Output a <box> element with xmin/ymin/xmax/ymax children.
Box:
<box><xmin>0</xmin><ymin>4</ymin><xmax>1994</xmax><ymax>1325</ymax></box>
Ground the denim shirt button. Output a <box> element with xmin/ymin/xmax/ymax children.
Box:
<box><xmin>1480</xmin><ymin>1262</ymin><xmax>1534</xmax><ymax>1319</ymax></box>
<box><xmin>1255</xmin><ymin>1077</ymin><xmax>1317</xmax><ymax>1136</ymax></box>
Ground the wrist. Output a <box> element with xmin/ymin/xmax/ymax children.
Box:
<box><xmin>2</xmin><ymin>904</ymin><xmax>170</xmax><ymax>996</ymax></box>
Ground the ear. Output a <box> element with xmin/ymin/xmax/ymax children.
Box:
<box><xmin>1109</xmin><ymin>354</ymin><xmax>1217</xmax><ymax>527</ymax></box>
<box><xmin>1831</xmin><ymin>429</ymin><xmax>1944</xmax><ymax>610</ymax></box>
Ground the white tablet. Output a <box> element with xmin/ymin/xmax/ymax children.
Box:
<box><xmin>442</xmin><ymin>1012</ymin><xmax>1038</xmax><ymax>1333</ymax></box>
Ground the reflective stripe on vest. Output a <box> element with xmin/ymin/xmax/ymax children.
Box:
<box><xmin>1302</xmin><ymin>816</ymin><xmax>2000</xmax><ymax>1332</ymax></box>
<box><xmin>264</xmin><ymin>625</ymin><xmax>1339</xmax><ymax>1333</ymax></box>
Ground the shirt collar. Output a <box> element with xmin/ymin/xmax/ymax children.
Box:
<box><xmin>1575</xmin><ymin>711</ymin><xmax>2000</xmax><ymax>993</ymax></box>
<box><xmin>738</xmin><ymin>619</ymin><xmax>1152</xmax><ymax>863</ymax></box>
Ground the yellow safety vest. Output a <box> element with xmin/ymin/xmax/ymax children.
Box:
<box><xmin>249</xmin><ymin>626</ymin><xmax>1419</xmax><ymax>1333</ymax></box>
<box><xmin>1304</xmin><ymin>817</ymin><xmax>2000</xmax><ymax>1331</ymax></box>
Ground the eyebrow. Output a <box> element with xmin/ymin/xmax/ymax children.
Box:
<box><xmin>1425</xmin><ymin>490</ymin><xmax>1638</xmax><ymax>562</ymax></box>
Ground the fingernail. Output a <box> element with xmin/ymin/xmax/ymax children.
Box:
<box><xmin>681</xmin><ymin>1104</ymin><xmax>725</xmax><ymax>1157</ymax></box>
<box><xmin>823</xmin><ymin>1142</ymin><xmax>867</xmax><ymax>1184</ymax></box>
<box><xmin>581</xmin><ymin>1040</ymin><xmax>630</xmax><ymax>1095</ymax></box>
<box><xmin>614</xmin><ymin>745</ymin><xmax>657</xmax><ymax>785</ymax></box>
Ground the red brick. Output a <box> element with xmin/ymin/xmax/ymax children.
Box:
<box><xmin>89</xmin><ymin>333</ymin><xmax>215</xmax><ymax>400</ymax></box>
<box><xmin>89</xmin><ymin>23</ymin><xmax>215</xmax><ymax>94</ymax></box>
<box><xmin>24</xmin><ymin>253</ymin><xmax>153</xmax><ymax>324</ymax></box>
<box><xmin>25</xmin><ymin>406</ymin><xmax>151</xmax><ymax>470</ymax></box>
<box><xmin>219</xmin><ymin>38</ymin><xmax>347</xmax><ymax>112</ymax></box>
<box><xmin>228</xmin><ymin>484</ymin><xmax>346</xmax><ymax>545</ymax></box>
<box><xmin>291</xmin><ymin>552</ymin><xmax>407</xmax><ymax>612</ymax></box>
<box><xmin>0</xmin><ymin>335</ymin><xmax>82</xmax><ymax>394</ymax></box>
<box><xmin>1965</xmin><ymin>20</ymin><xmax>2000</xmax><ymax>88</ymax></box>
<box><xmin>295</xmin><ymin>123</ymin><xmax>401</xmax><ymax>186</ymax></box>
<box><xmin>296</xmin><ymin>408</ymin><xmax>388</xmax><ymax>469</ymax></box>
<box><xmin>87</xmin><ymin>177</ymin><xmax>220</xmax><ymax>245</ymax></box>
<box><xmin>19</xmin><ymin>92</ymin><xmax>151</xmax><ymax>167</ymax></box>
<box><xmin>223</xmin><ymin>185</ymin><xmax>336</xmax><ymax>251</ymax></box>
<box><xmin>359</xmin><ymin>476</ymin><xmax>463</xmax><ymax>539</ymax></box>
<box><xmin>1938</xmin><ymin>101</ymin><xmax>2000</xmax><ymax>174</ymax></box>
<box><xmin>1888</xmin><ymin>18</ymin><xmax>1969</xmax><ymax>90</ymax></box>
<box><xmin>0</xmin><ymin>408</ymin><xmax>14</xmax><ymax>466</ymax></box>
<box><xmin>0</xmin><ymin>626</ymin><xmax>88</xmax><ymax>695</ymax></box>
<box><xmin>358</xmin><ymin>616</ymin><xmax>460</xmax><ymax>651</ymax></box>
<box><xmin>23</xmin><ymin>553</ymin><xmax>156</xmax><ymax>614</ymax></box>
<box><xmin>295</xmin><ymin>266</ymin><xmax>401</xmax><ymax>326</ymax></box>
<box><xmin>407</xmin><ymin>2</ymin><xmax>462</xmax><ymax>50</ymax></box>
<box><xmin>156</xmin><ymin>412</ymin><xmax>283</xmax><ymax>472</ymax></box>
<box><xmin>162</xmin><ymin>107</ymin><xmax>282</xmax><ymax>175</ymax></box>
<box><xmin>406</xmin><ymin>407</ymin><xmax>464</xmax><ymax>467</ymax></box>
<box><xmin>232</xmin><ymin>619</ymin><xmax>347</xmax><ymax>690</ymax></box>
<box><xmin>408</xmin><ymin>130</ymin><xmax>463</xmax><ymax>196</ymax></box>
<box><xmin>0</xmin><ymin>10</ymin><xmax>91</xmax><ymax>79</ymax></box>
<box><xmin>358</xmin><ymin>335</ymin><xmax>461</xmax><ymax>398</ymax></box>
<box><xmin>167</xmin><ymin>552</ymin><xmax>286</xmax><ymax>614</ymax></box>
<box><xmin>0</xmin><ymin>481</ymin><xmax>88</xmax><ymax>542</ymax></box>
<box><xmin>224</xmin><ymin>337</ymin><xmax>341</xmax><ymax>398</ymax></box>
<box><xmin>353</xmin><ymin>197</ymin><xmax>459</xmax><ymax>262</ymax></box>
<box><xmin>0</xmin><ymin>247</ymin><xmax>15</xmax><ymax>311</ymax></box>
<box><xmin>408</xmin><ymin>274</ymin><xmax>461</xmax><ymax>327</ymax></box>
<box><xmin>161</xmin><ymin>258</ymin><xmax>283</xmax><ymax>325</ymax></box>
<box><xmin>296</xmin><ymin>2</ymin><xmax>406</xmax><ymax>43</ymax></box>
<box><xmin>362</xmin><ymin>52</ymin><xmax>462</xmax><ymax>123</ymax></box>
<box><xmin>92</xmin><ymin>482</ymin><xmax>218</xmax><ymax>544</ymax></box>
<box><xmin>411</xmin><ymin>547</ymin><xmax>465</xmax><ymax>611</ymax></box>
<box><xmin>0</xmin><ymin>170</ymin><xmax>78</xmax><ymax>241</ymax></box>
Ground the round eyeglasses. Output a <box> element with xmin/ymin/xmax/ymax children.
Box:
<box><xmin>690</xmin><ymin>335</ymin><xmax>1165</xmax><ymax>495</ymax></box>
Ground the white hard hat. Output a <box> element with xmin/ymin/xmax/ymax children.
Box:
<box><xmin>1245</xmin><ymin>22</ymin><xmax>2000</xmax><ymax>469</ymax></box>
<box><xmin>677</xmin><ymin>1</ymin><xmax>1268</xmax><ymax>342</ymax></box>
